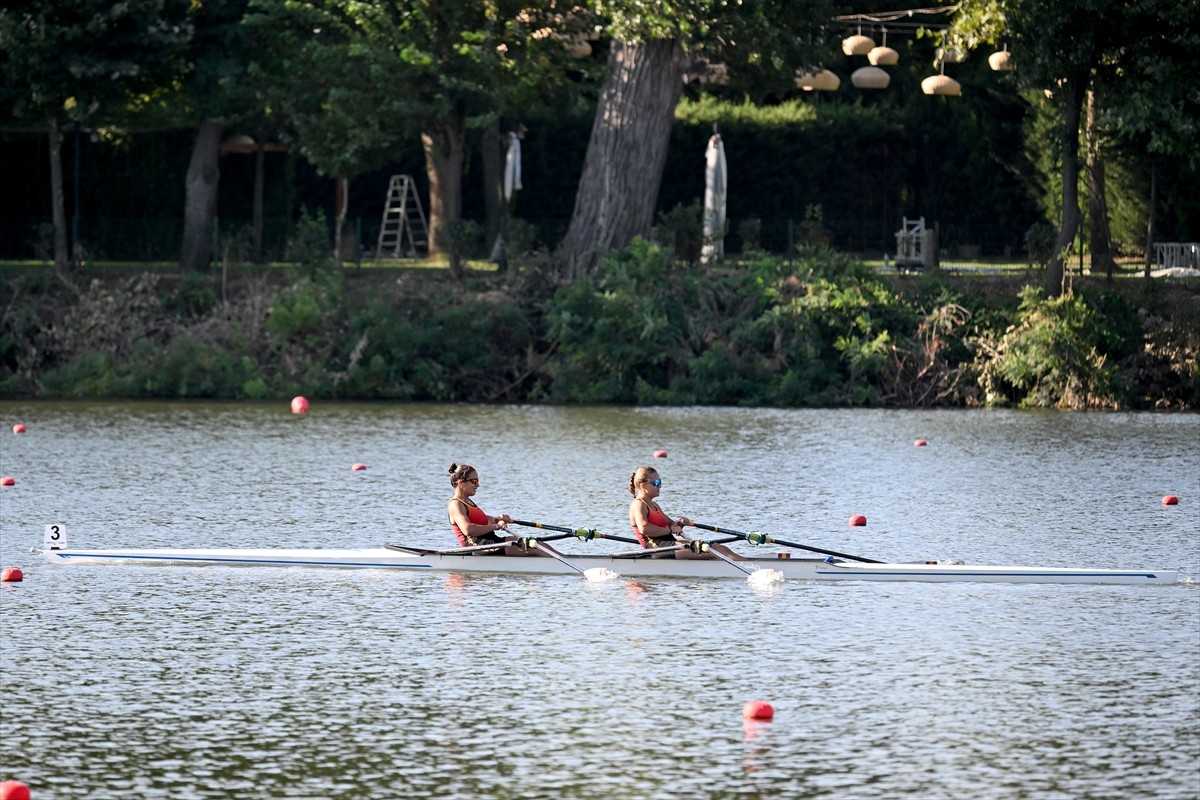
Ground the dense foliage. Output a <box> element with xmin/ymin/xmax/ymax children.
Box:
<box><xmin>3</xmin><ymin>247</ymin><xmax>1196</xmax><ymax>410</ymax></box>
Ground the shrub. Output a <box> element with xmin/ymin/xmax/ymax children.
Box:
<box><xmin>978</xmin><ymin>286</ymin><xmax>1120</xmax><ymax>409</ymax></box>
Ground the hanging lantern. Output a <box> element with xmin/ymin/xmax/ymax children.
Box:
<box><xmin>795</xmin><ymin>69</ymin><xmax>841</xmax><ymax>92</ymax></box>
<box><xmin>988</xmin><ymin>49</ymin><xmax>1013</xmax><ymax>71</ymax></box>
<box><xmin>842</xmin><ymin>34</ymin><xmax>875</xmax><ymax>56</ymax></box>
<box><xmin>921</xmin><ymin>74</ymin><xmax>962</xmax><ymax>96</ymax></box>
<box><xmin>852</xmin><ymin>66</ymin><xmax>891</xmax><ymax>90</ymax></box>
<box><xmin>868</xmin><ymin>46</ymin><xmax>899</xmax><ymax>65</ymax></box>
<box><xmin>868</xmin><ymin>28</ymin><xmax>898</xmax><ymax>66</ymax></box>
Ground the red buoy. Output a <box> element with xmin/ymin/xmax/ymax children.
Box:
<box><xmin>1</xmin><ymin>568</ymin><xmax>23</xmax><ymax>583</ymax></box>
<box><xmin>0</xmin><ymin>477</ymin><xmax>13</xmax><ymax>487</ymax></box>
<box><xmin>914</xmin><ymin>439</ymin><xmax>927</xmax><ymax>447</ymax></box>
<box><xmin>290</xmin><ymin>396</ymin><xmax>309</xmax><ymax>415</ymax></box>
<box><xmin>742</xmin><ymin>700</ymin><xmax>775</xmax><ymax>720</ymax></box>
<box><xmin>849</xmin><ymin>514</ymin><xmax>867</xmax><ymax>527</ymax></box>
<box><xmin>653</xmin><ymin>449</ymin><xmax>668</xmax><ymax>459</ymax></box>
<box><xmin>351</xmin><ymin>463</ymin><xmax>367</xmax><ymax>471</ymax></box>
<box><xmin>12</xmin><ymin>424</ymin><xmax>26</xmax><ymax>434</ymax></box>
<box><xmin>1162</xmin><ymin>495</ymin><xmax>1179</xmax><ymax>506</ymax></box>
<box><xmin>0</xmin><ymin>781</ymin><xmax>31</xmax><ymax>800</ymax></box>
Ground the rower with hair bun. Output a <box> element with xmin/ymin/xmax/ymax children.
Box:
<box><xmin>446</xmin><ymin>462</ymin><xmax>543</xmax><ymax>557</ymax></box>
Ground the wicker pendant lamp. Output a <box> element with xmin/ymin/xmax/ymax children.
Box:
<box><xmin>795</xmin><ymin>69</ymin><xmax>841</xmax><ymax>91</ymax></box>
<box><xmin>988</xmin><ymin>47</ymin><xmax>1013</xmax><ymax>71</ymax></box>
<box><xmin>868</xmin><ymin>29</ymin><xmax>898</xmax><ymax>66</ymax></box>
<box><xmin>842</xmin><ymin>26</ymin><xmax>875</xmax><ymax>56</ymax></box>
<box><xmin>852</xmin><ymin>66</ymin><xmax>891</xmax><ymax>89</ymax></box>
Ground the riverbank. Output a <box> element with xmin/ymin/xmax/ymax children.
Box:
<box><xmin>2</xmin><ymin>246</ymin><xmax>1197</xmax><ymax>409</ymax></box>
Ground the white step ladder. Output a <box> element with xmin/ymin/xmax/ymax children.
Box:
<box><xmin>375</xmin><ymin>175</ymin><xmax>428</xmax><ymax>259</ymax></box>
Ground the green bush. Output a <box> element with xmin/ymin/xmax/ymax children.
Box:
<box><xmin>978</xmin><ymin>286</ymin><xmax>1120</xmax><ymax>409</ymax></box>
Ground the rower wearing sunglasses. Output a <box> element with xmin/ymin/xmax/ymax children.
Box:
<box><xmin>628</xmin><ymin>466</ymin><xmax>742</xmax><ymax>560</ymax></box>
<box><xmin>447</xmin><ymin>462</ymin><xmax>539</xmax><ymax>556</ymax></box>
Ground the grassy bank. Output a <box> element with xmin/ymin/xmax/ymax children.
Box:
<box><xmin>2</xmin><ymin>245</ymin><xmax>1197</xmax><ymax>409</ymax></box>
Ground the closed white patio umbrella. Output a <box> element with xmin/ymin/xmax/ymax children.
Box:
<box><xmin>489</xmin><ymin>127</ymin><xmax>525</xmax><ymax>269</ymax></box>
<box><xmin>702</xmin><ymin>132</ymin><xmax>727</xmax><ymax>264</ymax></box>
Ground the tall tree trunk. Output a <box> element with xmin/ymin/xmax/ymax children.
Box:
<box><xmin>421</xmin><ymin>113</ymin><xmax>466</xmax><ymax>258</ymax></box>
<box><xmin>181</xmin><ymin>120</ymin><xmax>223</xmax><ymax>273</ymax></box>
<box><xmin>1085</xmin><ymin>88</ymin><xmax>1114</xmax><ymax>281</ymax></box>
<box><xmin>47</xmin><ymin>117</ymin><xmax>70</xmax><ymax>276</ymax></box>
<box><xmin>1143</xmin><ymin>159</ymin><xmax>1157</xmax><ymax>279</ymax></box>
<box><xmin>558</xmin><ymin>39</ymin><xmax>688</xmax><ymax>280</ymax></box>
<box><xmin>334</xmin><ymin>175</ymin><xmax>350</xmax><ymax>264</ymax></box>
<box><xmin>1046</xmin><ymin>72</ymin><xmax>1087</xmax><ymax>297</ymax></box>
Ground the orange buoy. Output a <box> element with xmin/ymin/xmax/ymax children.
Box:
<box><xmin>849</xmin><ymin>514</ymin><xmax>867</xmax><ymax>527</ymax></box>
<box><xmin>0</xmin><ymin>781</ymin><xmax>31</xmax><ymax>800</ymax></box>
<box><xmin>290</xmin><ymin>396</ymin><xmax>309</xmax><ymax>415</ymax></box>
<box><xmin>1162</xmin><ymin>495</ymin><xmax>1179</xmax><ymax>506</ymax></box>
<box><xmin>914</xmin><ymin>439</ymin><xmax>927</xmax><ymax>447</ymax></box>
<box><xmin>1</xmin><ymin>568</ymin><xmax>23</xmax><ymax>583</ymax></box>
<box><xmin>0</xmin><ymin>477</ymin><xmax>13</xmax><ymax>487</ymax></box>
<box><xmin>653</xmin><ymin>449</ymin><xmax>668</xmax><ymax>459</ymax></box>
<box><xmin>351</xmin><ymin>463</ymin><xmax>367</xmax><ymax>471</ymax></box>
<box><xmin>742</xmin><ymin>700</ymin><xmax>775</xmax><ymax>720</ymax></box>
<box><xmin>12</xmin><ymin>424</ymin><xmax>26</xmax><ymax>434</ymax></box>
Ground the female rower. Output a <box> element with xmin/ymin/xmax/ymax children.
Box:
<box><xmin>628</xmin><ymin>466</ymin><xmax>742</xmax><ymax>560</ymax></box>
<box><xmin>447</xmin><ymin>462</ymin><xmax>535</xmax><ymax>557</ymax></box>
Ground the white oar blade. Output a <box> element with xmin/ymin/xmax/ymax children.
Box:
<box><xmin>584</xmin><ymin>567</ymin><xmax>621</xmax><ymax>583</ymax></box>
<box><xmin>748</xmin><ymin>568</ymin><xmax>784</xmax><ymax>587</ymax></box>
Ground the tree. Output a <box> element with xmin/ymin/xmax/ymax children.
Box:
<box><xmin>1097</xmin><ymin>0</ymin><xmax>1200</xmax><ymax>277</ymax></box>
<box><xmin>245</xmin><ymin>0</ymin><xmax>574</xmax><ymax>260</ymax></box>
<box><xmin>557</xmin><ymin>0</ymin><xmax>837</xmax><ymax>279</ymax></box>
<box><xmin>946</xmin><ymin>0</ymin><xmax>1199</xmax><ymax>294</ymax></box>
<box><xmin>0</xmin><ymin>1</ymin><xmax>190</xmax><ymax>275</ymax></box>
<box><xmin>177</xmin><ymin>0</ymin><xmax>258</xmax><ymax>273</ymax></box>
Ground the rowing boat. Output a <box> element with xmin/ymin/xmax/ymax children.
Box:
<box><xmin>37</xmin><ymin>545</ymin><xmax>1184</xmax><ymax>585</ymax></box>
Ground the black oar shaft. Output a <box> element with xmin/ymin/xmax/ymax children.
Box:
<box><xmin>512</xmin><ymin>519</ymin><xmax>640</xmax><ymax>545</ymax></box>
<box><xmin>691</xmin><ymin>523</ymin><xmax>881</xmax><ymax>564</ymax></box>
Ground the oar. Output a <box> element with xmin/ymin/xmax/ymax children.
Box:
<box><xmin>691</xmin><ymin>523</ymin><xmax>882</xmax><ymax>564</ymax></box>
<box><xmin>387</xmin><ymin>533</ymin><xmax>575</xmax><ymax>557</ymax></box>
<box><xmin>511</xmin><ymin>519</ymin><xmax>640</xmax><ymax>545</ymax></box>
<box><xmin>526</xmin><ymin>538</ymin><xmax>620</xmax><ymax>583</ymax></box>
<box><xmin>696</xmin><ymin>541</ymin><xmax>784</xmax><ymax>587</ymax></box>
<box><xmin>607</xmin><ymin>534</ymin><xmax>744</xmax><ymax>559</ymax></box>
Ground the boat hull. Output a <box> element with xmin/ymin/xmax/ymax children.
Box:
<box><xmin>39</xmin><ymin>546</ymin><xmax>1182</xmax><ymax>585</ymax></box>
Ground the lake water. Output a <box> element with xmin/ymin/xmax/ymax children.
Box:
<box><xmin>1</xmin><ymin>401</ymin><xmax>1198</xmax><ymax>800</ymax></box>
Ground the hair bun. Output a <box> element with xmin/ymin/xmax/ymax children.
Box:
<box><xmin>448</xmin><ymin>462</ymin><xmax>458</xmax><ymax>474</ymax></box>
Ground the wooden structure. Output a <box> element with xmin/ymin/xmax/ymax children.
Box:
<box><xmin>894</xmin><ymin>216</ymin><xmax>938</xmax><ymax>270</ymax></box>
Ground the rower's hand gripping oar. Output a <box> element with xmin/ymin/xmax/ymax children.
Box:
<box><xmin>691</xmin><ymin>522</ymin><xmax>882</xmax><ymax>564</ymax></box>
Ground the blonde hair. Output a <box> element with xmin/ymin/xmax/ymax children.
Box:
<box><xmin>629</xmin><ymin>466</ymin><xmax>658</xmax><ymax>496</ymax></box>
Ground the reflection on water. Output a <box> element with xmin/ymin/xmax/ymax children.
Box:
<box><xmin>0</xmin><ymin>402</ymin><xmax>1197</xmax><ymax>799</ymax></box>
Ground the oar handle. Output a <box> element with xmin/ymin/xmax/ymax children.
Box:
<box><xmin>691</xmin><ymin>522</ymin><xmax>882</xmax><ymax>564</ymax></box>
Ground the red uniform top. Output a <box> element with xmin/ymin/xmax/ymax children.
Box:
<box><xmin>633</xmin><ymin>499</ymin><xmax>674</xmax><ymax>549</ymax></box>
<box><xmin>450</xmin><ymin>498</ymin><xmax>491</xmax><ymax>546</ymax></box>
